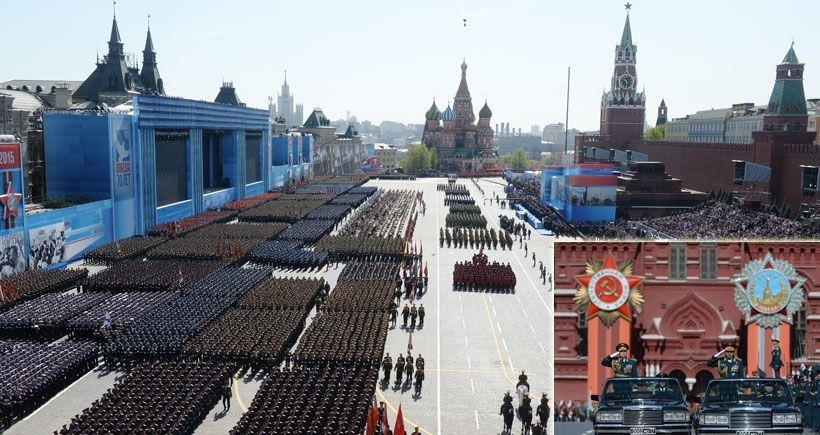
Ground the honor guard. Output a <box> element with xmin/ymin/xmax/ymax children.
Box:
<box><xmin>601</xmin><ymin>343</ymin><xmax>638</xmax><ymax>377</ymax></box>
<box><xmin>770</xmin><ymin>338</ymin><xmax>783</xmax><ymax>378</ymax></box>
<box><xmin>707</xmin><ymin>344</ymin><xmax>744</xmax><ymax>379</ymax></box>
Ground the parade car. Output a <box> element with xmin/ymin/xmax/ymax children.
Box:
<box><xmin>591</xmin><ymin>377</ymin><xmax>692</xmax><ymax>434</ymax></box>
<box><xmin>693</xmin><ymin>378</ymin><xmax>802</xmax><ymax>434</ymax></box>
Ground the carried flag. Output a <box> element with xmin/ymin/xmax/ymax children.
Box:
<box><xmin>394</xmin><ymin>404</ymin><xmax>406</xmax><ymax>435</ymax></box>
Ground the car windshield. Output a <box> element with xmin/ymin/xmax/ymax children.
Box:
<box><xmin>702</xmin><ymin>380</ymin><xmax>793</xmax><ymax>406</ymax></box>
<box><xmin>600</xmin><ymin>378</ymin><xmax>685</xmax><ymax>404</ymax></box>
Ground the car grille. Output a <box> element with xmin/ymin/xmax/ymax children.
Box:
<box><xmin>624</xmin><ymin>409</ymin><xmax>662</xmax><ymax>426</ymax></box>
<box><xmin>730</xmin><ymin>411</ymin><xmax>771</xmax><ymax>428</ymax></box>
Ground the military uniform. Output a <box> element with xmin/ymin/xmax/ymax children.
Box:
<box><xmin>770</xmin><ymin>339</ymin><xmax>783</xmax><ymax>378</ymax></box>
<box><xmin>601</xmin><ymin>343</ymin><xmax>638</xmax><ymax>377</ymax></box>
<box><xmin>707</xmin><ymin>345</ymin><xmax>744</xmax><ymax>379</ymax></box>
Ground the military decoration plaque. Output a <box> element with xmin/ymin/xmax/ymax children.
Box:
<box><xmin>732</xmin><ymin>252</ymin><xmax>805</xmax><ymax>328</ymax></box>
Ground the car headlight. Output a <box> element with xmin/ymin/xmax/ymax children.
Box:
<box><xmin>596</xmin><ymin>411</ymin><xmax>623</xmax><ymax>422</ymax></box>
<box><xmin>663</xmin><ymin>411</ymin><xmax>689</xmax><ymax>422</ymax></box>
<box><xmin>773</xmin><ymin>413</ymin><xmax>801</xmax><ymax>425</ymax></box>
<box><xmin>699</xmin><ymin>414</ymin><xmax>729</xmax><ymax>425</ymax></box>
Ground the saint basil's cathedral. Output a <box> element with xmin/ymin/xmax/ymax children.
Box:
<box><xmin>422</xmin><ymin>61</ymin><xmax>500</xmax><ymax>175</ymax></box>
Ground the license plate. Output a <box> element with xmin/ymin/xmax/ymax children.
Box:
<box><xmin>736</xmin><ymin>431</ymin><xmax>762</xmax><ymax>435</ymax></box>
<box><xmin>630</xmin><ymin>428</ymin><xmax>655</xmax><ymax>435</ymax></box>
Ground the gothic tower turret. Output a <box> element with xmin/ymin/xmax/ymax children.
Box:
<box><xmin>763</xmin><ymin>43</ymin><xmax>807</xmax><ymax>132</ymax></box>
<box><xmin>140</xmin><ymin>24</ymin><xmax>165</xmax><ymax>95</ymax></box>
<box><xmin>600</xmin><ymin>4</ymin><xmax>646</xmax><ymax>149</ymax></box>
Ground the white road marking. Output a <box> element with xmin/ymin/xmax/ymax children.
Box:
<box><xmin>509</xmin><ymin>358</ymin><xmax>515</xmax><ymax>373</ymax></box>
<box><xmin>467</xmin><ymin>355</ymin><xmax>472</xmax><ymax>368</ymax></box>
<box><xmin>516</xmin><ymin>295</ymin><xmax>522</xmax><ymax>304</ymax></box>
<box><xmin>460</xmin><ymin>304</ymin><xmax>463</xmax><ymax>314</ymax></box>
<box><xmin>465</xmin><ymin>336</ymin><xmax>469</xmax><ymax>348</ymax></box>
<box><xmin>502</xmin><ymin>338</ymin><xmax>508</xmax><ymax>351</ymax></box>
<box><xmin>488</xmin><ymin>295</ymin><xmax>493</xmax><ymax>303</ymax></box>
<box><xmin>530</xmin><ymin>325</ymin><xmax>536</xmax><ymax>335</ymax></box>
<box><xmin>496</xmin><ymin>321</ymin><xmax>502</xmax><ymax>333</ymax></box>
<box><xmin>471</xmin><ymin>378</ymin><xmax>475</xmax><ymax>394</ymax></box>
<box><xmin>463</xmin><ymin>319</ymin><xmax>466</xmax><ymax>329</ymax></box>
<box><xmin>475</xmin><ymin>409</ymin><xmax>480</xmax><ymax>429</ymax></box>
<box><xmin>539</xmin><ymin>342</ymin><xmax>546</xmax><ymax>354</ymax></box>
<box><xmin>522</xmin><ymin>308</ymin><xmax>529</xmax><ymax>318</ymax></box>
<box><xmin>492</xmin><ymin>306</ymin><xmax>497</xmax><ymax>316</ymax></box>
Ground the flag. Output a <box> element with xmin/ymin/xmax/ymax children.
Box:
<box><xmin>380</xmin><ymin>404</ymin><xmax>391</xmax><ymax>433</ymax></box>
<box><xmin>365</xmin><ymin>396</ymin><xmax>378</xmax><ymax>435</ymax></box>
<box><xmin>408</xmin><ymin>332</ymin><xmax>413</xmax><ymax>352</ymax></box>
<box><xmin>394</xmin><ymin>404</ymin><xmax>406</xmax><ymax>435</ymax></box>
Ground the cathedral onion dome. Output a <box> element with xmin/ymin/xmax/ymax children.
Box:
<box><xmin>441</xmin><ymin>104</ymin><xmax>456</xmax><ymax>122</ymax></box>
<box><xmin>479</xmin><ymin>101</ymin><xmax>492</xmax><ymax>119</ymax></box>
<box><xmin>425</xmin><ymin>101</ymin><xmax>441</xmax><ymax>121</ymax></box>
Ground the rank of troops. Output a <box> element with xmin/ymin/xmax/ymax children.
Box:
<box><xmin>247</xmin><ymin>240</ymin><xmax>329</xmax><ymax>271</ymax></box>
<box><xmin>439</xmin><ymin>226</ymin><xmax>513</xmax><ymax>250</ymax></box>
<box><xmin>147</xmin><ymin>209</ymin><xmax>237</xmax><ymax>237</ymax></box>
<box><xmin>316</xmin><ymin>235</ymin><xmax>405</xmax><ymax>261</ymax></box>
<box><xmin>187</xmin><ymin>222</ymin><xmax>288</xmax><ymax>241</ymax></box>
<box><xmin>292</xmin><ymin>311</ymin><xmax>389</xmax><ymax>365</ymax></box>
<box><xmin>82</xmin><ymin>236</ymin><xmax>166</xmax><ymax>265</ymax></box>
<box><xmin>445</xmin><ymin>212</ymin><xmax>488</xmax><ymax>229</ymax></box>
<box><xmin>336</xmin><ymin>189</ymin><xmax>418</xmax><ymax>239</ymax></box>
<box><xmin>1</xmin><ymin>339</ymin><xmax>98</xmax><ymax>430</ymax></box>
<box><xmin>236</xmin><ymin>277</ymin><xmax>324</xmax><ymax>311</ymax></box>
<box><xmin>437</xmin><ymin>183</ymin><xmax>470</xmax><ymax>194</ymax></box>
<box><xmin>146</xmin><ymin>237</ymin><xmax>262</xmax><ymax>262</ymax></box>
<box><xmin>85</xmin><ymin>258</ymin><xmax>227</xmax><ymax>292</ymax></box>
<box><xmin>443</xmin><ymin>194</ymin><xmax>475</xmax><ymax>206</ymax></box>
<box><xmin>325</xmin><ymin>279</ymin><xmax>394</xmax><ymax>312</ymax></box>
<box><xmin>277</xmin><ymin>218</ymin><xmax>337</xmax><ymax>244</ymax></box>
<box><xmin>453</xmin><ymin>260</ymin><xmax>516</xmax><ymax>292</ymax></box>
<box><xmin>0</xmin><ymin>291</ymin><xmax>114</xmax><ymax>339</ymax></box>
<box><xmin>0</xmin><ymin>268</ymin><xmax>87</xmax><ymax>310</ymax></box>
<box><xmin>381</xmin><ymin>352</ymin><xmax>426</xmax><ymax>396</ymax></box>
<box><xmin>65</xmin><ymin>291</ymin><xmax>177</xmax><ymax>336</ymax></box>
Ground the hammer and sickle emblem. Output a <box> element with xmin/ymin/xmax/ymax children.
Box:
<box><xmin>598</xmin><ymin>277</ymin><xmax>618</xmax><ymax>296</ymax></box>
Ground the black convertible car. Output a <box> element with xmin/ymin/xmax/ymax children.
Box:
<box><xmin>694</xmin><ymin>378</ymin><xmax>802</xmax><ymax>434</ymax></box>
<box><xmin>592</xmin><ymin>377</ymin><xmax>693</xmax><ymax>435</ymax></box>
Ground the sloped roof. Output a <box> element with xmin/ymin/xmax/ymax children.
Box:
<box><xmin>0</xmin><ymin>80</ymin><xmax>84</xmax><ymax>94</ymax></box>
<box><xmin>303</xmin><ymin>109</ymin><xmax>330</xmax><ymax>128</ymax></box>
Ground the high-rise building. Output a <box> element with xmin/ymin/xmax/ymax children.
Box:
<box><xmin>270</xmin><ymin>72</ymin><xmax>304</xmax><ymax>128</ymax></box>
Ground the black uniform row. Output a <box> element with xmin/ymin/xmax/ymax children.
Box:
<box><xmin>277</xmin><ymin>218</ymin><xmax>337</xmax><ymax>243</ymax></box>
<box><xmin>58</xmin><ymin>361</ymin><xmax>233</xmax><ymax>435</ymax></box>
<box><xmin>338</xmin><ymin>258</ymin><xmax>401</xmax><ymax>282</ymax></box>
<box><xmin>329</xmin><ymin>193</ymin><xmax>371</xmax><ymax>207</ymax></box>
<box><xmin>82</xmin><ymin>236</ymin><xmax>166</xmax><ymax>265</ymax></box>
<box><xmin>306</xmin><ymin>204</ymin><xmax>353</xmax><ymax>221</ymax></box>
<box><xmin>0</xmin><ymin>268</ymin><xmax>88</xmax><ymax>310</ymax></box>
<box><xmin>231</xmin><ymin>364</ymin><xmax>377</xmax><ymax>435</ymax></box>
<box><xmin>440</xmin><ymin>227</ymin><xmax>513</xmax><ymax>250</ymax></box>
<box><xmin>247</xmin><ymin>240</ymin><xmax>329</xmax><ymax>270</ymax></box>
<box><xmin>187</xmin><ymin>222</ymin><xmax>288</xmax><ymax>241</ymax></box>
<box><xmin>238</xmin><ymin>198</ymin><xmax>327</xmax><ymax>223</ymax></box>
<box><xmin>0</xmin><ymin>291</ymin><xmax>114</xmax><ymax>338</ymax></box>
<box><xmin>146</xmin><ymin>237</ymin><xmax>263</xmax><ymax>261</ymax></box>
<box><xmin>443</xmin><ymin>194</ymin><xmax>475</xmax><ymax>206</ymax></box>
<box><xmin>84</xmin><ymin>258</ymin><xmax>228</xmax><ymax>293</ymax></box>
<box><xmin>448</xmin><ymin>203</ymin><xmax>482</xmax><ymax>214</ymax></box>
<box><xmin>1</xmin><ymin>339</ymin><xmax>98</xmax><ymax>430</ymax></box>
<box><xmin>438</xmin><ymin>184</ymin><xmax>470</xmax><ymax>195</ymax></box>
<box><xmin>65</xmin><ymin>291</ymin><xmax>178</xmax><ymax>335</ymax></box>
<box><xmin>325</xmin><ymin>279</ymin><xmax>394</xmax><ymax>312</ymax></box>
<box><xmin>316</xmin><ymin>235</ymin><xmax>405</xmax><ymax>260</ymax></box>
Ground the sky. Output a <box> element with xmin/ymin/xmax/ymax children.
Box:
<box><xmin>4</xmin><ymin>0</ymin><xmax>820</xmax><ymax>132</ymax></box>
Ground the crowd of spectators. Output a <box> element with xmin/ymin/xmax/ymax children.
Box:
<box><xmin>1</xmin><ymin>339</ymin><xmax>98</xmax><ymax>430</ymax></box>
<box><xmin>58</xmin><ymin>361</ymin><xmax>233</xmax><ymax>434</ymax></box>
<box><xmin>230</xmin><ymin>364</ymin><xmax>377</xmax><ymax>434</ymax></box>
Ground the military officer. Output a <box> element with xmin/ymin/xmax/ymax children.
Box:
<box><xmin>382</xmin><ymin>353</ymin><xmax>393</xmax><ymax>383</ymax></box>
<box><xmin>416</xmin><ymin>354</ymin><xmax>425</xmax><ymax>371</ymax></box>
<box><xmin>707</xmin><ymin>344</ymin><xmax>744</xmax><ymax>379</ymax></box>
<box><xmin>601</xmin><ymin>343</ymin><xmax>638</xmax><ymax>377</ymax></box>
<box><xmin>770</xmin><ymin>338</ymin><xmax>783</xmax><ymax>378</ymax></box>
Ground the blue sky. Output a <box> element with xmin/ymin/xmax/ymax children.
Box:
<box><xmin>4</xmin><ymin>0</ymin><xmax>819</xmax><ymax>132</ymax></box>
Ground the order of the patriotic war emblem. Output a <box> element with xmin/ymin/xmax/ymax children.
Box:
<box><xmin>574</xmin><ymin>253</ymin><xmax>645</xmax><ymax>327</ymax></box>
<box><xmin>732</xmin><ymin>252</ymin><xmax>805</xmax><ymax>328</ymax></box>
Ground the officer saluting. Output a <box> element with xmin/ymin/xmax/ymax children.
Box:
<box><xmin>601</xmin><ymin>343</ymin><xmax>638</xmax><ymax>377</ymax></box>
<box><xmin>707</xmin><ymin>344</ymin><xmax>744</xmax><ymax>379</ymax></box>
<box><xmin>770</xmin><ymin>338</ymin><xmax>783</xmax><ymax>379</ymax></box>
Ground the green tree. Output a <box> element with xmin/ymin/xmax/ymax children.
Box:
<box><xmin>645</xmin><ymin>124</ymin><xmax>665</xmax><ymax>140</ymax></box>
<box><xmin>401</xmin><ymin>143</ymin><xmax>433</xmax><ymax>175</ymax></box>
<box><xmin>500</xmin><ymin>148</ymin><xmax>533</xmax><ymax>171</ymax></box>
<box><xmin>539</xmin><ymin>152</ymin><xmax>556</xmax><ymax>166</ymax></box>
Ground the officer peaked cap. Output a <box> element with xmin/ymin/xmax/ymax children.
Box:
<box><xmin>616</xmin><ymin>343</ymin><xmax>629</xmax><ymax>351</ymax></box>
<box><xmin>724</xmin><ymin>345</ymin><xmax>736</xmax><ymax>352</ymax></box>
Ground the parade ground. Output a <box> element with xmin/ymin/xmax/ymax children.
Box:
<box><xmin>5</xmin><ymin>176</ymin><xmax>555</xmax><ymax>435</ymax></box>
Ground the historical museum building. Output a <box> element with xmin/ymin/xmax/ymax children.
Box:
<box><xmin>554</xmin><ymin>241</ymin><xmax>820</xmax><ymax>404</ymax></box>
<box><xmin>421</xmin><ymin>61</ymin><xmax>499</xmax><ymax>174</ymax></box>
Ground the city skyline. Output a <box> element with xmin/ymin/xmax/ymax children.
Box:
<box><xmin>4</xmin><ymin>0</ymin><xmax>820</xmax><ymax>132</ymax></box>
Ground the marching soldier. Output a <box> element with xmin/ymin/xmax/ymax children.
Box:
<box><xmin>395</xmin><ymin>354</ymin><xmax>405</xmax><ymax>385</ymax></box>
<box><xmin>707</xmin><ymin>344</ymin><xmax>744</xmax><ymax>379</ymax></box>
<box><xmin>416</xmin><ymin>354</ymin><xmax>425</xmax><ymax>371</ymax></box>
<box><xmin>770</xmin><ymin>338</ymin><xmax>783</xmax><ymax>378</ymax></box>
<box><xmin>410</xmin><ymin>304</ymin><xmax>418</xmax><ymax>330</ymax></box>
<box><xmin>418</xmin><ymin>304</ymin><xmax>425</xmax><ymax>327</ymax></box>
<box><xmin>414</xmin><ymin>368</ymin><xmax>424</xmax><ymax>395</ymax></box>
<box><xmin>382</xmin><ymin>353</ymin><xmax>393</xmax><ymax>383</ymax></box>
<box><xmin>401</xmin><ymin>304</ymin><xmax>410</xmax><ymax>328</ymax></box>
<box><xmin>405</xmin><ymin>353</ymin><xmax>414</xmax><ymax>372</ymax></box>
<box><xmin>601</xmin><ymin>343</ymin><xmax>638</xmax><ymax>378</ymax></box>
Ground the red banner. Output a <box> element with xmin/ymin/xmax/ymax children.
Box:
<box><xmin>0</xmin><ymin>144</ymin><xmax>21</xmax><ymax>170</ymax></box>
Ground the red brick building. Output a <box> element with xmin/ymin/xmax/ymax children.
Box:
<box><xmin>554</xmin><ymin>241</ymin><xmax>820</xmax><ymax>404</ymax></box>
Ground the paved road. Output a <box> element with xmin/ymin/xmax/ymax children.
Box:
<box><xmin>5</xmin><ymin>176</ymin><xmax>555</xmax><ymax>435</ymax></box>
<box><xmin>372</xmin><ymin>177</ymin><xmax>555</xmax><ymax>435</ymax></box>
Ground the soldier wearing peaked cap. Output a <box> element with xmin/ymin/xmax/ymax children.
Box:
<box><xmin>601</xmin><ymin>343</ymin><xmax>638</xmax><ymax>377</ymax></box>
<box><xmin>707</xmin><ymin>344</ymin><xmax>744</xmax><ymax>379</ymax></box>
<box><xmin>770</xmin><ymin>338</ymin><xmax>783</xmax><ymax>379</ymax></box>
